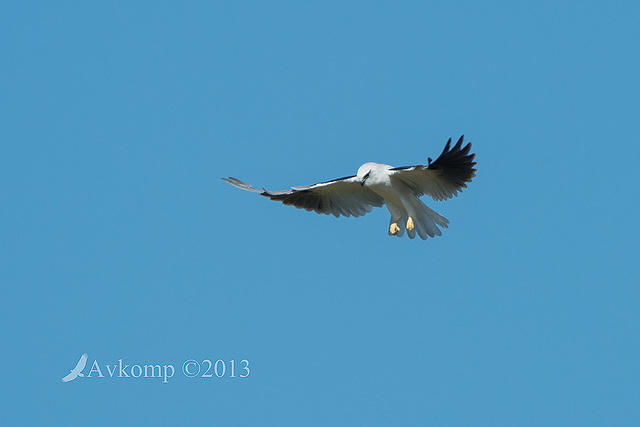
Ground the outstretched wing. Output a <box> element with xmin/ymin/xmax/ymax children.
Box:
<box><xmin>74</xmin><ymin>353</ymin><xmax>88</xmax><ymax>371</ymax></box>
<box><xmin>222</xmin><ymin>175</ymin><xmax>384</xmax><ymax>217</ymax></box>
<box><xmin>390</xmin><ymin>135</ymin><xmax>477</xmax><ymax>201</ymax></box>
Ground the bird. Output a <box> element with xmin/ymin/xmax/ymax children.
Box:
<box><xmin>61</xmin><ymin>353</ymin><xmax>88</xmax><ymax>382</ymax></box>
<box><xmin>222</xmin><ymin>136</ymin><xmax>476</xmax><ymax>240</ymax></box>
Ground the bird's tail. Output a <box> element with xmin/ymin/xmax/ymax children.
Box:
<box><xmin>407</xmin><ymin>198</ymin><xmax>449</xmax><ymax>240</ymax></box>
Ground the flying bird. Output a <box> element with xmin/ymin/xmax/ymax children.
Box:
<box><xmin>61</xmin><ymin>353</ymin><xmax>88</xmax><ymax>382</ymax></box>
<box><xmin>222</xmin><ymin>136</ymin><xmax>476</xmax><ymax>240</ymax></box>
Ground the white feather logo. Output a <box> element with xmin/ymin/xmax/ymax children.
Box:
<box><xmin>61</xmin><ymin>353</ymin><xmax>88</xmax><ymax>382</ymax></box>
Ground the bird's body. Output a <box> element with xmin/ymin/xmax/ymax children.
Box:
<box><xmin>357</xmin><ymin>162</ymin><xmax>450</xmax><ymax>239</ymax></box>
<box><xmin>223</xmin><ymin>136</ymin><xmax>476</xmax><ymax>240</ymax></box>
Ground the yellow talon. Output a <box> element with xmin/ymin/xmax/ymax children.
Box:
<box><xmin>389</xmin><ymin>222</ymin><xmax>400</xmax><ymax>235</ymax></box>
<box><xmin>406</xmin><ymin>216</ymin><xmax>415</xmax><ymax>231</ymax></box>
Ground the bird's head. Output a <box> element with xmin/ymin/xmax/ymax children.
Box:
<box><xmin>357</xmin><ymin>163</ymin><xmax>375</xmax><ymax>185</ymax></box>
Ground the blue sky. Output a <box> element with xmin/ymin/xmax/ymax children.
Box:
<box><xmin>2</xmin><ymin>1</ymin><xmax>639</xmax><ymax>425</ymax></box>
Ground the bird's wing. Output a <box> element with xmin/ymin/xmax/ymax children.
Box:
<box><xmin>61</xmin><ymin>372</ymin><xmax>75</xmax><ymax>382</ymax></box>
<box><xmin>74</xmin><ymin>353</ymin><xmax>88</xmax><ymax>371</ymax></box>
<box><xmin>222</xmin><ymin>175</ymin><xmax>384</xmax><ymax>217</ymax></box>
<box><xmin>390</xmin><ymin>136</ymin><xmax>477</xmax><ymax>201</ymax></box>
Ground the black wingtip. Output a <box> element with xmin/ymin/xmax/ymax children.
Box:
<box><xmin>428</xmin><ymin>135</ymin><xmax>477</xmax><ymax>184</ymax></box>
<box><xmin>453</xmin><ymin>135</ymin><xmax>464</xmax><ymax>150</ymax></box>
<box><xmin>440</xmin><ymin>138</ymin><xmax>452</xmax><ymax>157</ymax></box>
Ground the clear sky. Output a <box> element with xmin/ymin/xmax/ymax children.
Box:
<box><xmin>2</xmin><ymin>1</ymin><xmax>639</xmax><ymax>426</ymax></box>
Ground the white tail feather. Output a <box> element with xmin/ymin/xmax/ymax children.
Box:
<box><xmin>409</xmin><ymin>198</ymin><xmax>448</xmax><ymax>240</ymax></box>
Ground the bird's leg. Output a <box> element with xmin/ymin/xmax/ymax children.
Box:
<box><xmin>389</xmin><ymin>222</ymin><xmax>401</xmax><ymax>235</ymax></box>
<box><xmin>406</xmin><ymin>216</ymin><xmax>415</xmax><ymax>231</ymax></box>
